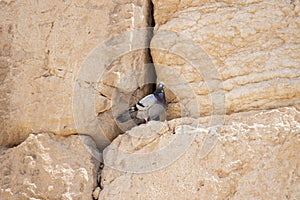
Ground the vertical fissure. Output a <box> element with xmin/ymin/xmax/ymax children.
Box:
<box><xmin>149</xmin><ymin>0</ymin><xmax>156</xmax><ymax>28</ymax></box>
<box><xmin>146</xmin><ymin>0</ymin><xmax>157</xmax><ymax>91</ymax></box>
<box><xmin>94</xmin><ymin>1</ymin><xmax>157</xmax><ymax>199</ymax></box>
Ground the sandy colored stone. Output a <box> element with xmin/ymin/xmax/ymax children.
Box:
<box><xmin>0</xmin><ymin>0</ymin><xmax>155</xmax><ymax>148</ymax></box>
<box><xmin>99</xmin><ymin>106</ymin><xmax>300</xmax><ymax>199</ymax></box>
<box><xmin>151</xmin><ymin>0</ymin><xmax>300</xmax><ymax>119</ymax></box>
<box><xmin>0</xmin><ymin>133</ymin><xmax>100</xmax><ymax>200</ymax></box>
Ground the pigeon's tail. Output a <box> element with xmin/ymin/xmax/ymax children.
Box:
<box><xmin>116</xmin><ymin>107</ymin><xmax>136</xmax><ymax>123</ymax></box>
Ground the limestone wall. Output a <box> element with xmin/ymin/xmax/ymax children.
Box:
<box><xmin>0</xmin><ymin>133</ymin><xmax>100</xmax><ymax>199</ymax></box>
<box><xmin>151</xmin><ymin>0</ymin><xmax>300</xmax><ymax>119</ymax></box>
<box><xmin>98</xmin><ymin>107</ymin><xmax>300</xmax><ymax>199</ymax></box>
<box><xmin>0</xmin><ymin>0</ymin><xmax>155</xmax><ymax>148</ymax></box>
<box><xmin>1</xmin><ymin>0</ymin><xmax>299</xmax><ymax>199</ymax></box>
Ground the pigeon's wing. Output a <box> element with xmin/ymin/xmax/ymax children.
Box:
<box><xmin>116</xmin><ymin>94</ymin><xmax>157</xmax><ymax>122</ymax></box>
<box><xmin>136</xmin><ymin>94</ymin><xmax>158</xmax><ymax>110</ymax></box>
<box><xmin>116</xmin><ymin>88</ymin><xmax>166</xmax><ymax>123</ymax></box>
<box><xmin>134</xmin><ymin>94</ymin><xmax>158</xmax><ymax>120</ymax></box>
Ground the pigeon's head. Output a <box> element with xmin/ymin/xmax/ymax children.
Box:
<box><xmin>157</xmin><ymin>82</ymin><xmax>164</xmax><ymax>89</ymax></box>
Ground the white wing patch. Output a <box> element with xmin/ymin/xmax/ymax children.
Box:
<box><xmin>136</xmin><ymin>94</ymin><xmax>157</xmax><ymax>110</ymax></box>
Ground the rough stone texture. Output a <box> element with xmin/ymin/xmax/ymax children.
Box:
<box><xmin>98</xmin><ymin>106</ymin><xmax>300</xmax><ymax>199</ymax></box>
<box><xmin>151</xmin><ymin>0</ymin><xmax>300</xmax><ymax>119</ymax></box>
<box><xmin>2</xmin><ymin>0</ymin><xmax>300</xmax><ymax>199</ymax></box>
<box><xmin>0</xmin><ymin>133</ymin><xmax>100</xmax><ymax>200</ymax></box>
<box><xmin>0</xmin><ymin>0</ymin><xmax>155</xmax><ymax>148</ymax></box>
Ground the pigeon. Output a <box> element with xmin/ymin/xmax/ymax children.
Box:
<box><xmin>116</xmin><ymin>82</ymin><xmax>166</xmax><ymax>124</ymax></box>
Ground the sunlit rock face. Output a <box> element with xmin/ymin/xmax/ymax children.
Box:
<box><xmin>1</xmin><ymin>0</ymin><xmax>300</xmax><ymax>199</ymax></box>
<box><xmin>151</xmin><ymin>0</ymin><xmax>300</xmax><ymax>119</ymax></box>
<box><xmin>0</xmin><ymin>0</ymin><xmax>155</xmax><ymax>148</ymax></box>
<box><xmin>99</xmin><ymin>107</ymin><xmax>300</xmax><ymax>200</ymax></box>
<box><xmin>0</xmin><ymin>133</ymin><xmax>100</xmax><ymax>200</ymax></box>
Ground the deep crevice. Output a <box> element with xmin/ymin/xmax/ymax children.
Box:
<box><xmin>148</xmin><ymin>0</ymin><xmax>156</xmax><ymax>28</ymax></box>
<box><xmin>94</xmin><ymin>1</ymin><xmax>157</xmax><ymax>199</ymax></box>
<box><xmin>146</xmin><ymin>0</ymin><xmax>157</xmax><ymax>91</ymax></box>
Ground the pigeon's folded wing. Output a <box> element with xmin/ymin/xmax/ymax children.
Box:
<box><xmin>116</xmin><ymin>82</ymin><xmax>166</xmax><ymax>123</ymax></box>
<box><xmin>116</xmin><ymin>94</ymin><xmax>156</xmax><ymax>123</ymax></box>
<box><xmin>136</xmin><ymin>94</ymin><xmax>158</xmax><ymax>110</ymax></box>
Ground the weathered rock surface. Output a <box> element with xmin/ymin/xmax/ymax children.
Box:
<box><xmin>0</xmin><ymin>133</ymin><xmax>100</xmax><ymax>200</ymax></box>
<box><xmin>2</xmin><ymin>0</ymin><xmax>300</xmax><ymax>199</ymax></box>
<box><xmin>0</xmin><ymin>0</ymin><xmax>155</xmax><ymax>148</ymax></box>
<box><xmin>98</xmin><ymin>107</ymin><xmax>300</xmax><ymax>199</ymax></box>
<box><xmin>151</xmin><ymin>0</ymin><xmax>300</xmax><ymax>119</ymax></box>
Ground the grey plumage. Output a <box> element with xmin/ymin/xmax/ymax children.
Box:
<box><xmin>116</xmin><ymin>82</ymin><xmax>166</xmax><ymax>124</ymax></box>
